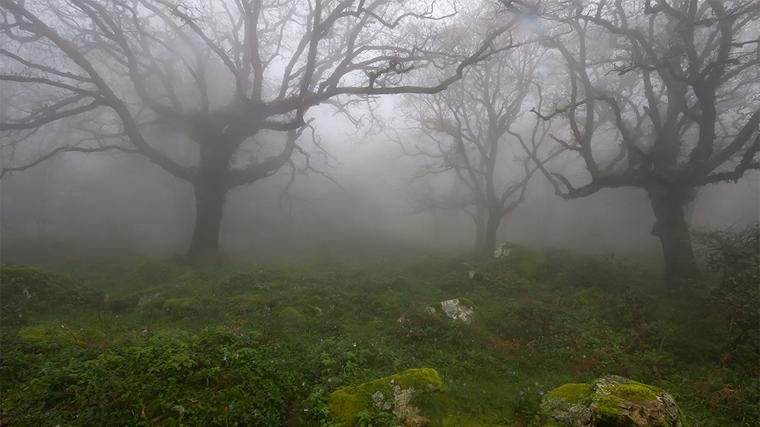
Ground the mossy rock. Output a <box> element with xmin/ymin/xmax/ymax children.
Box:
<box><xmin>328</xmin><ymin>368</ymin><xmax>447</xmax><ymax>426</ymax></box>
<box><xmin>17</xmin><ymin>324</ymin><xmax>86</xmax><ymax>348</ymax></box>
<box><xmin>542</xmin><ymin>383</ymin><xmax>594</xmax><ymax>426</ymax></box>
<box><xmin>541</xmin><ymin>375</ymin><xmax>685</xmax><ymax>426</ymax></box>
<box><xmin>438</xmin><ymin>297</ymin><xmax>477</xmax><ymax>324</ymax></box>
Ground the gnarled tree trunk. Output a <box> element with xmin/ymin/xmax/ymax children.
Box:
<box><xmin>187</xmin><ymin>141</ymin><xmax>234</xmax><ymax>264</ymax></box>
<box><xmin>649</xmin><ymin>185</ymin><xmax>698</xmax><ymax>287</ymax></box>
<box><xmin>481</xmin><ymin>206</ymin><xmax>502</xmax><ymax>256</ymax></box>
<box><xmin>188</xmin><ymin>180</ymin><xmax>228</xmax><ymax>263</ymax></box>
<box><xmin>474</xmin><ymin>204</ymin><xmax>486</xmax><ymax>251</ymax></box>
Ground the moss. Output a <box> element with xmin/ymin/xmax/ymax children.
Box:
<box><xmin>17</xmin><ymin>324</ymin><xmax>85</xmax><ymax>347</ymax></box>
<box><xmin>508</xmin><ymin>244</ymin><xmax>548</xmax><ymax>279</ymax></box>
<box><xmin>545</xmin><ymin>383</ymin><xmax>592</xmax><ymax>404</ymax></box>
<box><xmin>592</xmin><ymin>394</ymin><xmax>626</xmax><ymax>418</ymax></box>
<box><xmin>328</xmin><ymin>368</ymin><xmax>445</xmax><ymax>426</ymax></box>
<box><xmin>543</xmin><ymin>377</ymin><xmax>685</xmax><ymax>427</ymax></box>
<box><xmin>136</xmin><ymin>291</ymin><xmax>166</xmax><ymax>310</ymax></box>
<box><xmin>303</xmin><ymin>304</ymin><xmax>323</xmax><ymax>316</ymax></box>
<box><xmin>593</xmin><ymin>379</ymin><xmax>663</xmax><ymax>418</ymax></box>
<box><xmin>611</xmin><ymin>382</ymin><xmax>661</xmax><ymax>401</ymax></box>
<box><xmin>455</xmin><ymin>297</ymin><xmax>476</xmax><ymax>309</ymax></box>
<box><xmin>130</xmin><ymin>260</ymin><xmax>184</xmax><ymax>287</ymax></box>
<box><xmin>163</xmin><ymin>297</ymin><xmax>209</xmax><ymax>317</ymax></box>
<box><xmin>277</xmin><ymin>306</ymin><xmax>306</xmax><ymax>323</ymax></box>
<box><xmin>0</xmin><ymin>267</ymin><xmax>102</xmax><ymax>314</ymax></box>
<box><xmin>229</xmin><ymin>292</ymin><xmax>272</xmax><ymax>311</ymax></box>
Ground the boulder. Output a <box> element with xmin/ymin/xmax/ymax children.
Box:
<box><xmin>439</xmin><ymin>298</ymin><xmax>475</xmax><ymax>324</ymax></box>
<box><xmin>541</xmin><ymin>375</ymin><xmax>685</xmax><ymax>427</ymax></box>
<box><xmin>494</xmin><ymin>243</ymin><xmax>513</xmax><ymax>259</ymax></box>
<box><xmin>328</xmin><ymin>368</ymin><xmax>446</xmax><ymax>426</ymax></box>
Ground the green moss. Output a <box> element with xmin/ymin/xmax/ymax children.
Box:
<box><xmin>610</xmin><ymin>382</ymin><xmax>661</xmax><ymax>401</ymax></box>
<box><xmin>277</xmin><ymin>306</ymin><xmax>306</xmax><ymax>323</ymax></box>
<box><xmin>17</xmin><ymin>324</ymin><xmax>85</xmax><ymax>347</ymax></box>
<box><xmin>545</xmin><ymin>383</ymin><xmax>592</xmax><ymax>403</ymax></box>
<box><xmin>508</xmin><ymin>245</ymin><xmax>548</xmax><ymax>279</ymax></box>
<box><xmin>456</xmin><ymin>297</ymin><xmax>476</xmax><ymax>309</ymax></box>
<box><xmin>593</xmin><ymin>379</ymin><xmax>663</xmax><ymax>418</ymax></box>
<box><xmin>543</xmin><ymin>377</ymin><xmax>687</xmax><ymax>427</ymax></box>
<box><xmin>592</xmin><ymin>394</ymin><xmax>625</xmax><ymax>417</ymax></box>
<box><xmin>328</xmin><ymin>368</ymin><xmax>445</xmax><ymax>426</ymax></box>
<box><xmin>229</xmin><ymin>292</ymin><xmax>271</xmax><ymax>310</ymax></box>
<box><xmin>162</xmin><ymin>297</ymin><xmax>209</xmax><ymax>317</ymax></box>
<box><xmin>130</xmin><ymin>260</ymin><xmax>184</xmax><ymax>287</ymax></box>
<box><xmin>0</xmin><ymin>267</ymin><xmax>102</xmax><ymax>316</ymax></box>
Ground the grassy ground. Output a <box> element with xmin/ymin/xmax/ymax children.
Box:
<box><xmin>1</xmin><ymin>247</ymin><xmax>758</xmax><ymax>426</ymax></box>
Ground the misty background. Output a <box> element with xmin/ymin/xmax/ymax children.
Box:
<box><xmin>2</xmin><ymin>94</ymin><xmax>757</xmax><ymax>263</ymax></box>
<box><xmin>0</xmin><ymin>0</ymin><xmax>758</xmax><ymax>266</ymax></box>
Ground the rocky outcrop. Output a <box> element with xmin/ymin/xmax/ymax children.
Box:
<box><xmin>439</xmin><ymin>298</ymin><xmax>475</xmax><ymax>324</ymax></box>
<box><xmin>541</xmin><ymin>375</ymin><xmax>685</xmax><ymax>427</ymax></box>
<box><xmin>328</xmin><ymin>368</ymin><xmax>446</xmax><ymax>426</ymax></box>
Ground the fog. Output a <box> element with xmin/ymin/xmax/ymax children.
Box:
<box><xmin>2</xmin><ymin>2</ymin><xmax>760</xmax><ymax>425</ymax></box>
<box><xmin>0</xmin><ymin>0</ymin><xmax>758</xmax><ymax>268</ymax></box>
<box><xmin>2</xmin><ymin>95</ymin><xmax>757</xmax><ymax>263</ymax></box>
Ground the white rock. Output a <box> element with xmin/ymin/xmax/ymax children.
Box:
<box><xmin>440</xmin><ymin>298</ymin><xmax>474</xmax><ymax>324</ymax></box>
<box><xmin>493</xmin><ymin>243</ymin><xmax>513</xmax><ymax>259</ymax></box>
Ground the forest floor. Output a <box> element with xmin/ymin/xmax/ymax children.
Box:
<box><xmin>1</xmin><ymin>246</ymin><xmax>758</xmax><ymax>426</ymax></box>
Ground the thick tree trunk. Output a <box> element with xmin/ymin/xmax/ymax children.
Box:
<box><xmin>474</xmin><ymin>204</ymin><xmax>486</xmax><ymax>251</ymax></box>
<box><xmin>481</xmin><ymin>207</ymin><xmax>502</xmax><ymax>256</ymax></box>
<box><xmin>649</xmin><ymin>186</ymin><xmax>698</xmax><ymax>287</ymax></box>
<box><xmin>187</xmin><ymin>180</ymin><xmax>228</xmax><ymax>264</ymax></box>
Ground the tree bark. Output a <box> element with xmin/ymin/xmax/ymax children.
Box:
<box><xmin>187</xmin><ymin>179</ymin><xmax>228</xmax><ymax>263</ymax></box>
<box><xmin>481</xmin><ymin>206</ymin><xmax>502</xmax><ymax>256</ymax></box>
<box><xmin>474</xmin><ymin>204</ymin><xmax>486</xmax><ymax>251</ymax></box>
<box><xmin>649</xmin><ymin>186</ymin><xmax>698</xmax><ymax>287</ymax></box>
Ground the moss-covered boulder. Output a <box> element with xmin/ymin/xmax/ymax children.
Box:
<box><xmin>541</xmin><ymin>375</ymin><xmax>685</xmax><ymax>426</ymax></box>
<box><xmin>328</xmin><ymin>368</ymin><xmax>447</xmax><ymax>426</ymax></box>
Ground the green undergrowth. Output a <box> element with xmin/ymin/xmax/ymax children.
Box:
<box><xmin>1</xmin><ymin>247</ymin><xmax>758</xmax><ymax>426</ymax></box>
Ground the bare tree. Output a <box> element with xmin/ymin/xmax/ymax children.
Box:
<box><xmin>529</xmin><ymin>0</ymin><xmax>760</xmax><ymax>286</ymax></box>
<box><xmin>405</xmin><ymin>44</ymin><xmax>560</xmax><ymax>254</ymax></box>
<box><xmin>0</xmin><ymin>0</ymin><xmax>519</xmax><ymax>262</ymax></box>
